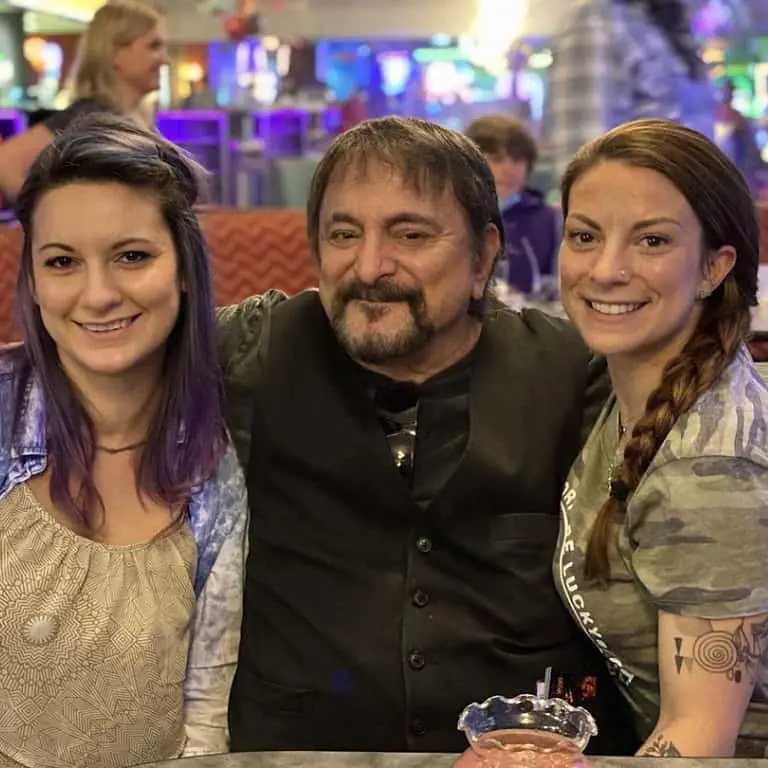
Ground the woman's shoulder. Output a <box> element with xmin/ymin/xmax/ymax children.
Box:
<box><xmin>654</xmin><ymin>346</ymin><xmax>768</xmax><ymax>470</ymax></box>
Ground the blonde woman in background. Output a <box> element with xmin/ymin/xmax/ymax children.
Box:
<box><xmin>0</xmin><ymin>0</ymin><xmax>167</xmax><ymax>202</ymax></box>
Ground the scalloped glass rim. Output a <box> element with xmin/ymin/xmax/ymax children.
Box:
<box><xmin>457</xmin><ymin>694</ymin><xmax>598</xmax><ymax>752</ymax></box>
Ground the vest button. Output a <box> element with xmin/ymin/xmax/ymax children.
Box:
<box><xmin>410</xmin><ymin>717</ymin><xmax>427</xmax><ymax>736</ymax></box>
<box><xmin>412</xmin><ymin>588</ymin><xmax>429</xmax><ymax>608</ymax></box>
<box><xmin>415</xmin><ymin>536</ymin><xmax>432</xmax><ymax>553</ymax></box>
<box><xmin>408</xmin><ymin>650</ymin><xmax>426</xmax><ymax>670</ymax></box>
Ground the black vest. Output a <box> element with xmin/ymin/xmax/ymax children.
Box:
<box><xmin>229</xmin><ymin>292</ymin><xmax>634</xmax><ymax>754</ymax></box>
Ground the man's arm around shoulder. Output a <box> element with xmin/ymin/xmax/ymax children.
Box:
<box><xmin>216</xmin><ymin>289</ymin><xmax>288</xmax><ymax>374</ymax></box>
<box><xmin>216</xmin><ymin>289</ymin><xmax>289</xmax><ymax>469</ymax></box>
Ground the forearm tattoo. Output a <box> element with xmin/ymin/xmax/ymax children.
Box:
<box><xmin>640</xmin><ymin>735</ymin><xmax>682</xmax><ymax>757</ymax></box>
<box><xmin>673</xmin><ymin>617</ymin><xmax>768</xmax><ymax>684</ymax></box>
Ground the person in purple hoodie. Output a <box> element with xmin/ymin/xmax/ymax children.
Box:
<box><xmin>466</xmin><ymin>115</ymin><xmax>561</xmax><ymax>299</ymax></box>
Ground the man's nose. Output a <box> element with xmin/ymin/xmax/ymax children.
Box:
<box><xmin>353</xmin><ymin>234</ymin><xmax>397</xmax><ymax>284</ymax></box>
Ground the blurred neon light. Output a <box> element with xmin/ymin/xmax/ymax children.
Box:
<box><xmin>378</xmin><ymin>52</ymin><xmax>411</xmax><ymax>97</ymax></box>
<box><xmin>470</xmin><ymin>0</ymin><xmax>528</xmax><ymax>75</ymax></box>
<box><xmin>413</xmin><ymin>47</ymin><xmax>463</xmax><ymax>63</ymax></box>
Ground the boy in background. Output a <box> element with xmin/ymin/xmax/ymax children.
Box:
<box><xmin>466</xmin><ymin>115</ymin><xmax>561</xmax><ymax>299</ymax></box>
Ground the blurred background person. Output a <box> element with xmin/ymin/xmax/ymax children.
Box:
<box><xmin>0</xmin><ymin>0</ymin><xmax>168</xmax><ymax>202</ymax></box>
<box><xmin>183</xmin><ymin>70</ymin><xmax>218</xmax><ymax>110</ymax></box>
<box><xmin>547</xmin><ymin>0</ymin><xmax>715</xmax><ymax>182</ymax></box>
<box><xmin>715</xmin><ymin>78</ymin><xmax>767</xmax><ymax>194</ymax></box>
<box><xmin>340</xmin><ymin>86</ymin><xmax>369</xmax><ymax>132</ymax></box>
<box><xmin>466</xmin><ymin>114</ymin><xmax>560</xmax><ymax>300</ymax></box>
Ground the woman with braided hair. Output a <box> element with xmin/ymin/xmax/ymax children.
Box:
<box><xmin>554</xmin><ymin>118</ymin><xmax>768</xmax><ymax>757</ymax></box>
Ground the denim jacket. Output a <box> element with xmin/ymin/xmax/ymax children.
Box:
<box><xmin>0</xmin><ymin>346</ymin><xmax>248</xmax><ymax>756</ymax></box>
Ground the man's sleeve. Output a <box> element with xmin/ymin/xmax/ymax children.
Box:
<box><xmin>581</xmin><ymin>353</ymin><xmax>610</xmax><ymax>446</ymax></box>
<box><xmin>216</xmin><ymin>290</ymin><xmax>288</xmax><ymax>469</ymax></box>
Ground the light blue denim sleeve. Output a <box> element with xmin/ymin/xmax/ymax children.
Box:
<box><xmin>182</xmin><ymin>443</ymin><xmax>248</xmax><ymax>756</ymax></box>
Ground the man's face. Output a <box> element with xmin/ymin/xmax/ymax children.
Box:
<box><xmin>316</xmin><ymin>162</ymin><xmax>499</xmax><ymax>378</ymax></box>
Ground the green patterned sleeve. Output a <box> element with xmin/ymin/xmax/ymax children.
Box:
<box><xmin>627</xmin><ymin>457</ymin><xmax>768</xmax><ymax>619</ymax></box>
<box><xmin>216</xmin><ymin>290</ymin><xmax>289</xmax><ymax>469</ymax></box>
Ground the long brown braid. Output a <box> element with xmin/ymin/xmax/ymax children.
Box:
<box><xmin>560</xmin><ymin>119</ymin><xmax>760</xmax><ymax>584</ymax></box>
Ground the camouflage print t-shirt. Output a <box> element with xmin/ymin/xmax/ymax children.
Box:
<box><xmin>553</xmin><ymin>345</ymin><xmax>768</xmax><ymax>755</ymax></box>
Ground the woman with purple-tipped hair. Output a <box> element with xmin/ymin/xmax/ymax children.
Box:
<box><xmin>0</xmin><ymin>114</ymin><xmax>247</xmax><ymax>767</ymax></box>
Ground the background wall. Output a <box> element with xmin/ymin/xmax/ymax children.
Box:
<box><xmin>5</xmin><ymin>0</ymin><xmax>101</xmax><ymax>23</ymax></box>
<box><xmin>159</xmin><ymin>0</ymin><xmax>571</xmax><ymax>43</ymax></box>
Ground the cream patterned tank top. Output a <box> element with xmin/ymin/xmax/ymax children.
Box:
<box><xmin>0</xmin><ymin>483</ymin><xmax>197</xmax><ymax>768</ymax></box>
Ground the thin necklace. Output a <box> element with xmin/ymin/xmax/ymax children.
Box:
<box><xmin>617</xmin><ymin>409</ymin><xmax>641</xmax><ymax>443</ymax></box>
<box><xmin>608</xmin><ymin>409</ymin><xmax>635</xmax><ymax>501</ymax></box>
<box><xmin>96</xmin><ymin>439</ymin><xmax>147</xmax><ymax>454</ymax></box>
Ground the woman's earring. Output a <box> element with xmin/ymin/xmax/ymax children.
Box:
<box><xmin>696</xmin><ymin>289</ymin><xmax>712</xmax><ymax>301</ymax></box>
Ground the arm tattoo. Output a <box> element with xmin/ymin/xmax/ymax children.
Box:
<box><xmin>673</xmin><ymin>617</ymin><xmax>768</xmax><ymax>683</ymax></box>
<box><xmin>640</xmin><ymin>735</ymin><xmax>682</xmax><ymax>757</ymax></box>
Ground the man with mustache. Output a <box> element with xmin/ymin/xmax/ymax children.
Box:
<box><xmin>218</xmin><ymin>116</ymin><xmax>634</xmax><ymax>755</ymax></box>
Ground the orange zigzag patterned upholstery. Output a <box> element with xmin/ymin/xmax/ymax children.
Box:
<box><xmin>0</xmin><ymin>223</ymin><xmax>20</xmax><ymax>344</ymax></box>
<box><xmin>200</xmin><ymin>208</ymin><xmax>318</xmax><ymax>304</ymax></box>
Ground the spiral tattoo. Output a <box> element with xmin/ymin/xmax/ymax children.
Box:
<box><xmin>692</xmin><ymin>632</ymin><xmax>739</xmax><ymax>674</ymax></box>
<box><xmin>677</xmin><ymin>618</ymin><xmax>768</xmax><ymax>684</ymax></box>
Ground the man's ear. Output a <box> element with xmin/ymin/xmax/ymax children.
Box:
<box><xmin>471</xmin><ymin>223</ymin><xmax>502</xmax><ymax>302</ymax></box>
